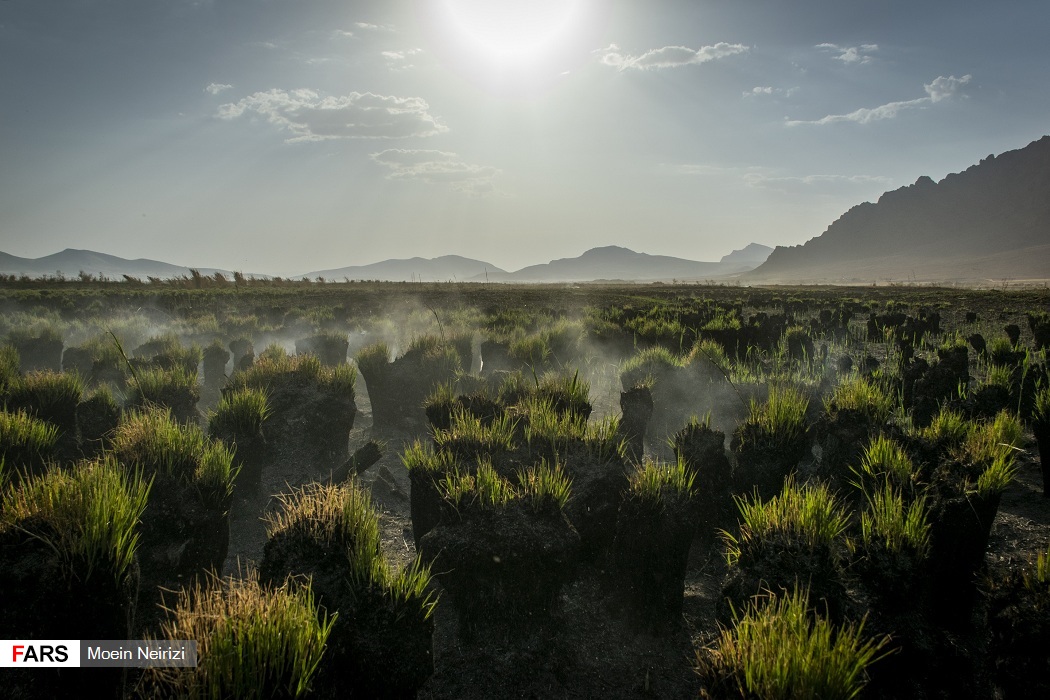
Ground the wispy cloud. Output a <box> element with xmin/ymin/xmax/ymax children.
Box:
<box><xmin>786</xmin><ymin>74</ymin><xmax>971</xmax><ymax>126</ymax></box>
<box><xmin>669</xmin><ymin>163</ymin><xmax>892</xmax><ymax>192</ymax></box>
<box><xmin>744</xmin><ymin>86</ymin><xmax>798</xmax><ymax>98</ymax></box>
<box><xmin>355</xmin><ymin>21</ymin><xmax>393</xmax><ymax>32</ymax></box>
<box><xmin>382</xmin><ymin>48</ymin><xmax>423</xmax><ymax>71</ymax></box>
<box><xmin>204</xmin><ymin>82</ymin><xmax>232</xmax><ymax>95</ymax></box>
<box><xmin>742</xmin><ymin>173</ymin><xmax>894</xmax><ymax>192</ymax></box>
<box><xmin>816</xmin><ymin>43</ymin><xmax>879</xmax><ymax>64</ymax></box>
<box><xmin>217</xmin><ymin>89</ymin><xmax>448</xmax><ymax>142</ymax></box>
<box><xmin>596</xmin><ymin>42</ymin><xmax>748</xmax><ymax>71</ymax></box>
<box><xmin>370</xmin><ymin>149</ymin><xmax>500</xmax><ymax>196</ymax></box>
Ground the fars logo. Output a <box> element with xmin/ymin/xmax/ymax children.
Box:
<box><xmin>1</xmin><ymin>640</ymin><xmax>80</xmax><ymax>667</ymax></box>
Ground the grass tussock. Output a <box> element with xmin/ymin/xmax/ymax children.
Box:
<box><xmin>516</xmin><ymin>458</ymin><xmax>573</xmax><ymax>511</ymax></box>
<box><xmin>918</xmin><ymin>408</ymin><xmax>969</xmax><ymax>446</ymax></box>
<box><xmin>628</xmin><ymin>456</ymin><xmax>697</xmax><ymax>504</ymax></box>
<box><xmin>263</xmin><ymin>481</ymin><xmax>382</xmax><ymax>565</ymax></box>
<box><xmin>400</xmin><ymin>439</ymin><xmax>458</xmax><ymax>474</ymax></box>
<box><xmin>111</xmin><ymin>406</ymin><xmax>236</xmax><ymax>507</ymax></box>
<box><xmin>231</xmin><ymin>345</ymin><xmax>356</xmax><ymax>396</ymax></box>
<box><xmin>126</xmin><ymin>365</ymin><xmax>199</xmax><ymax>411</ymax></box>
<box><xmin>6</xmin><ymin>369</ymin><xmax>84</xmax><ymax>414</ymax></box>
<box><xmin>823</xmin><ymin>375</ymin><xmax>894</xmax><ymax>425</ymax></box>
<box><xmin>433</xmin><ymin>409</ymin><xmax>518</xmax><ymax>456</ymax></box>
<box><xmin>960</xmin><ymin>411</ymin><xmax>1023</xmax><ymax>497</ymax></box>
<box><xmin>854</xmin><ymin>435</ymin><xmax>918</xmax><ymax>494</ymax></box>
<box><xmin>620</xmin><ymin>345</ymin><xmax>684</xmax><ymax>387</ymax></box>
<box><xmin>0</xmin><ymin>408</ymin><xmax>59</xmax><ymax>472</ymax></box>
<box><xmin>696</xmin><ymin>587</ymin><xmax>894</xmax><ymax>700</ymax></box>
<box><xmin>145</xmin><ymin>571</ymin><xmax>334</xmax><ymax>700</ymax></box>
<box><xmin>1033</xmin><ymin>387</ymin><xmax>1050</xmax><ymax>428</ymax></box>
<box><xmin>860</xmin><ymin>480</ymin><xmax>932</xmax><ymax>558</ymax></box>
<box><xmin>209</xmin><ymin>387</ymin><xmax>271</xmax><ymax>437</ymax></box>
<box><xmin>1022</xmin><ymin>542</ymin><xmax>1050</xmax><ymax>594</ymax></box>
<box><xmin>266</xmin><ymin>480</ymin><xmax>437</xmax><ymax>621</ymax></box>
<box><xmin>736</xmin><ymin>385</ymin><xmax>810</xmax><ymax>452</ymax></box>
<box><xmin>441</xmin><ymin>459</ymin><xmax>517</xmax><ymax>511</ymax></box>
<box><xmin>0</xmin><ymin>456</ymin><xmax>149</xmax><ymax>585</ymax></box>
<box><xmin>725</xmin><ymin>479</ymin><xmax>849</xmax><ymax>567</ymax></box>
<box><xmin>354</xmin><ymin>342</ymin><xmax>390</xmax><ymax>378</ymax></box>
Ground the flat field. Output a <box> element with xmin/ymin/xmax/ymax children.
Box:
<box><xmin>2</xmin><ymin>279</ymin><xmax>1049</xmax><ymax>699</ymax></box>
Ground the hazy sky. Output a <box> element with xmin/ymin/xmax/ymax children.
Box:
<box><xmin>2</xmin><ymin>1</ymin><xmax>1048</xmax><ymax>276</ymax></box>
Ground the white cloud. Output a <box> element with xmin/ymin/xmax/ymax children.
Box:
<box><xmin>924</xmin><ymin>74</ymin><xmax>971</xmax><ymax>102</ymax></box>
<box><xmin>204</xmin><ymin>82</ymin><xmax>232</xmax><ymax>95</ymax></box>
<box><xmin>382</xmin><ymin>48</ymin><xmax>423</xmax><ymax>70</ymax></box>
<box><xmin>370</xmin><ymin>149</ymin><xmax>500</xmax><ymax>195</ymax></box>
<box><xmin>816</xmin><ymin>43</ymin><xmax>878</xmax><ymax>64</ymax></box>
<box><xmin>334</xmin><ymin>30</ymin><xmax>355</xmax><ymax>39</ymax></box>
<box><xmin>786</xmin><ymin>74</ymin><xmax>971</xmax><ymax>126</ymax></box>
<box><xmin>596</xmin><ymin>42</ymin><xmax>748</xmax><ymax>71</ymax></box>
<box><xmin>217</xmin><ymin>89</ymin><xmax>448</xmax><ymax>142</ymax></box>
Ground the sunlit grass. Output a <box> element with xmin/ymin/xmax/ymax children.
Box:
<box><xmin>696</xmin><ymin>586</ymin><xmax>894</xmax><ymax>700</ymax></box>
<box><xmin>822</xmin><ymin>375</ymin><xmax>894</xmax><ymax>425</ymax></box>
<box><xmin>1</xmin><ymin>456</ymin><xmax>150</xmax><ymax>585</ymax></box>
<box><xmin>0</xmin><ymin>408</ymin><xmax>59</xmax><ymax>473</ymax></box>
<box><xmin>264</xmin><ymin>481</ymin><xmax>381</xmax><ymax>562</ymax></box>
<box><xmin>725</xmin><ymin>479</ymin><xmax>849</xmax><ymax>567</ymax></box>
<box><xmin>627</xmin><ymin>456</ymin><xmax>697</xmax><ymax>504</ymax></box>
<box><xmin>209</xmin><ymin>387</ymin><xmax>271</xmax><ymax>437</ymax></box>
<box><xmin>859</xmin><ymin>480</ymin><xmax>931</xmax><ymax>558</ymax></box>
<box><xmin>145</xmin><ymin>570</ymin><xmax>334</xmax><ymax>699</ymax></box>
<box><xmin>516</xmin><ymin>457</ymin><xmax>573</xmax><ymax>511</ymax></box>
<box><xmin>735</xmin><ymin>384</ymin><xmax>809</xmax><ymax>451</ymax></box>
<box><xmin>111</xmin><ymin>406</ymin><xmax>237</xmax><ymax>508</ymax></box>
<box><xmin>433</xmin><ymin>409</ymin><xmax>517</xmax><ymax>456</ymax></box>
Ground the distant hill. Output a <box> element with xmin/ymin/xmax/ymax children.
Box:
<box><xmin>0</xmin><ymin>243</ymin><xmax>772</xmax><ymax>284</ymax></box>
<box><xmin>748</xmin><ymin>136</ymin><xmax>1050</xmax><ymax>283</ymax></box>
<box><xmin>0</xmin><ymin>248</ymin><xmax>241</xmax><ymax>280</ymax></box>
<box><xmin>720</xmin><ymin>243</ymin><xmax>773</xmax><ymax>267</ymax></box>
<box><xmin>484</xmin><ymin>244</ymin><xmax>770</xmax><ymax>282</ymax></box>
<box><xmin>298</xmin><ymin>255</ymin><xmax>506</xmax><ymax>282</ymax></box>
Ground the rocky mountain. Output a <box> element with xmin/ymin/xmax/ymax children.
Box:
<box><xmin>299</xmin><ymin>255</ymin><xmax>506</xmax><ymax>282</ymax></box>
<box><xmin>747</xmin><ymin>136</ymin><xmax>1050</xmax><ymax>282</ymax></box>
<box><xmin>0</xmin><ymin>249</ymin><xmax>237</xmax><ymax>280</ymax></box>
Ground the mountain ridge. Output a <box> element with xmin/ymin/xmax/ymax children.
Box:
<box><xmin>748</xmin><ymin>135</ymin><xmax>1050</xmax><ymax>282</ymax></box>
<box><xmin>1</xmin><ymin>244</ymin><xmax>772</xmax><ymax>283</ymax></box>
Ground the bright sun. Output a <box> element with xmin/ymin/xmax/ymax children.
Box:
<box><xmin>437</xmin><ymin>0</ymin><xmax>586</xmax><ymax>68</ymax></box>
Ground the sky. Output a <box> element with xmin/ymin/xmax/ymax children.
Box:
<box><xmin>1</xmin><ymin>0</ymin><xmax>1048</xmax><ymax>276</ymax></box>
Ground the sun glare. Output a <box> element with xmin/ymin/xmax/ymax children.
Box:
<box><xmin>438</xmin><ymin>0</ymin><xmax>585</xmax><ymax>67</ymax></box>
